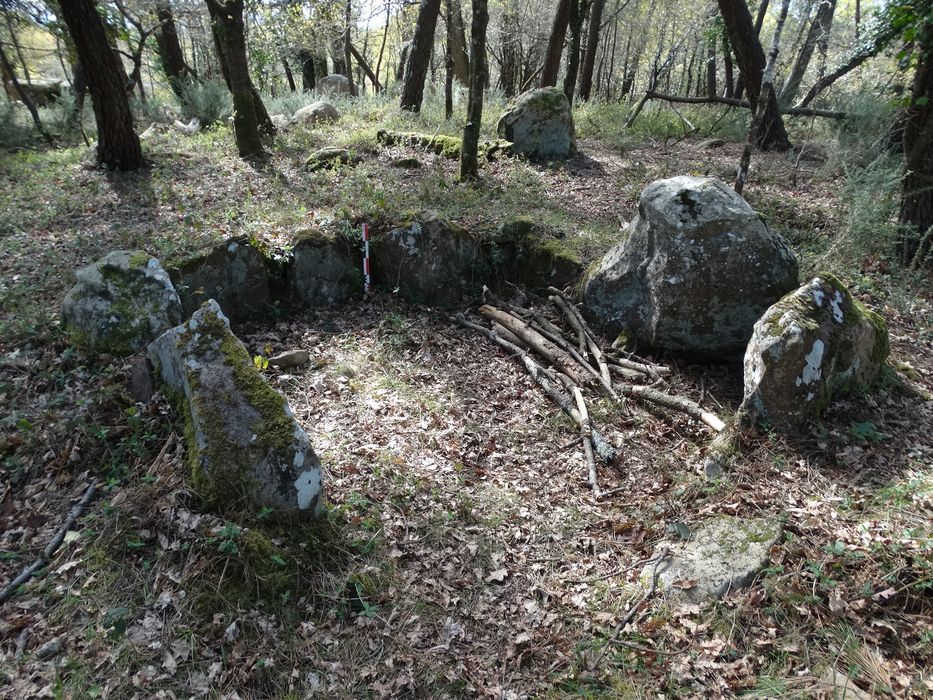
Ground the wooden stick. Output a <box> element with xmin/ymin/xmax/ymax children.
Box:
<box><xmin>0</xmin><ymin>480</ymin><xmax>100</xmax><ymax>607</ymax></box>
<box><xmin>573</xmin><ymin>387</ymin><xmax>601</xmax><ymax>497</ymax></box>
<box><xmin>479</xmin><ymin>305</ymin><xmax>590</xmax><ymax>386</ymax></box>
<box><xmin>618</xmin><ymin>384</ymin><xmax>725</xmax><ymax>432</ymax></box>
<box><xmin>550</xmin><ymin>293</ymin><xmax>613</xmax><ymax>388</ymax></box>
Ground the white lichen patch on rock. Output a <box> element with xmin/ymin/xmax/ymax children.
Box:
<box><xmin>641</xmin><ymin>515</ymin><xmax>782</xmax><ymax>603</ymax></box>
<box><xmin>147</xmin><ymin>300</ymin><xmax>324</xmax><ymax>517</ymax></box>
<box><xmin>739</xmin><ymin>274</ymin><xmax>889</xmax><ymax>431</ymax></box>
<box><xmin>62</xmin><ymin>250</ymin><xmax>183</xmax><ymax>356</ymax></box>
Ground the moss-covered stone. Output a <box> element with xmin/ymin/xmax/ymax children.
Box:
<box><xmin>62</xmin><ymin>250</ymin><xmax>183</xmax><ymax>356</ymax></box>
<box><xmin>488</xmin><ymin>216</ymin><xmax>583</xmax><ymax>292</ymax></box>
<box><xmin>738</xmin><ymin>274</ymin><xmax>890</xmax><ymax>432</ymax></box>
<box><xmin>376</xmin><ymin>129</ymin><xmax>462</xmax><ymax>159</ymax></box>
<box><xmin>496</xmin><ymin>87</ymin><xmax>576</xmax><ymax>160</ymax></box>
<box><xmin>148</xmin><ymin>300</ymin><xmax>323</xmax><ymax>517</ymax></box>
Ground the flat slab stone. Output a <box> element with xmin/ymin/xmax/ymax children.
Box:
<box><xmin>642</xmin><ymin>515</ymin><xmax>781</xmax><ymax>602</ymax></box>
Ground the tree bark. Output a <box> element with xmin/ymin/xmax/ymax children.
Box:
<box><xmin>722</xmin><ymin>32</ymin><xmax>734</xmax><ymax>97</ymax></box>
<box><xmin>350</xmin><ymin>43</ymin><xmax>382</xmax><ymax>92</ymax></box>
<box><xmin>541</xmin><ymin>0</ymin><xmax>570</xmax><ymax>87</ymax></box>
<box><xmin>718</xmin><ymin>0</ymin><xmax>791</xmax><ymax>151</ymax></box>
<box><xmin>899</xmin><ymin>32</ymin><xmax>933</xmax><ymax>265</ymax></box>
<box><xmin>499</xmin><ymin>5</ymin><xmax>519</xmax><ymax>96</ymax></box>
<box><xmin>58</xmin><ymin>0</ymin><xmax>142</xmax><ymax>170</ymax></box>
<box><xmin>297</xmin><ymin>49</ymin><xmax>316</xmax><ymax>91</ymax></box>
<box><xmin>445</xmin><ymin>0</ymin><xmax>470</xmax><ymax>85</ymax></box>
<box><xmin>779</xmin><ymin>0</ymin><xmax>836</xmax><ymax>105</ymax></box>
<box><xmin>734</xmin><ymin>0</ymin><xmax>769</xmax><ymax>99</ymax></box>
<box><xmin>400</xmin><ymin>0</ymin><xmax>442</xmax><ymax>112</ymax></box>
<box><xmin>155</xmin><ymin>1</ymin><xmax>196</xmax><ymax>98</ymax></box>
<box><xmin>205</xmin><ymin>0</ymin><xmax>265</xmax><ymax>158</ymax></box>
<box><xmin>459</xmin><ymin>0</ymin><xmax>487</xmax><ymax>180</ymax></box>
<box><xmin>343</xmin><ymin>0</ymin><xmax>357</xmax><ymax>96</ymax></box>
<box><xmin>562</xmin><ymin>0</ymin><xmax>588</xmax><ymax>102</ymax></box>
<box><xmin>375</xmin><ymin>0</ymin><xmax>390</xmax><ymax>92</ymax></box>
<box><xmin>578</xmin><ymin>0</ymin><xmax>604</xmax><ymax>101</ymax></box>
<box><xmin>283</xmin><ymin>57</ymin><xmax>296</xmax><ymax>91</ymax></box>
<box><xmin>0</xmin><ymin>41</ymin><xmax>53</xmax><ymax>144</ymax></box>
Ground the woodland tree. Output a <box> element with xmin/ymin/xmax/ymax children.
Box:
<box><xmin>460</xmin><ymin>0</ymin><xmax>487</xmax><ymax>180</ymax></box>
<box><xmin>400</xmin><ymin>0</ymin><xmax>441</xmax><ymax>111</ymax></box>
<box><xmin>577</xmin><ymin>0</ymin><xmax>605</xmax><ymax>101</ymax></box>
<box><xmin>541</xmin><ymin>0</ymin><xmax>569</xmax><ymax>87</ymax></box>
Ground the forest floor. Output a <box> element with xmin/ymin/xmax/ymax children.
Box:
<box><xmin>1</xmin><ymin>99</ymin><xmax>932</xmax><ymax>698</ymax></box>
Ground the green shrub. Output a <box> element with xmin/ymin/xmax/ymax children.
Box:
<box><xmin>178</xmin><ymin>80</ymin><xmax>231</xmax><ymax>127</ymax></box>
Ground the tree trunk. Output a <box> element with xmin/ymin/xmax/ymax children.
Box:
<box><xmin>722</xmin><ymin>33</ymin><xmax>734</xmax><ymax>97</ymax></box>
<box><xmin>500</xmin><ymin>6</ymin><xmax>519</xmax><ymax>96</ymax></box>
<box><xmin>563</xmin><ymin>0</ymin><xmax>588</xmax><ymax>102</ymax></box>
<box><xmin>706</xmin><ymin>29</ymin><xmax>717</xmax><ymax>98</ymax></box>
<box><xmin>577</xmin><ymin>0</ymin><xmax>605</xmax><ymax>101</ymax></box>
<box><xmin>444</xmin><ymin>39</ymin><xmax>454</xmax><ymax>119</ymax></box>
<box><xmin>375</xmin><ymin>0</ymin><xmax>390</xmax><ymax>91</ymax></box>
<box><xmin>0</xmin><ymin>42</ymin><xmax>53</xmax><ymax>144</ymax></box>
<box><xmin>460</xmin><ymin>0</ymin><xmax>487</xmax><ymax>180</ymax></box>
<box><xmin>400</xmin><ymin>0</ymin><xmax>442</xmax><ymax>112</ymax></box>
<box><xmin>445</xmin><ymin>0</ymin><xmax>470</xmax><ymax>85</ymax></box>
<box><xmin>298</xmin><ymin>49</ymin><xmax>316</xmax><ymax>91</ymax></box>
<box><xmin>734</xmin><ymin>0</ymin><xmax>769</xmax><ymax>99</ymax></box>
<box><xmin>283</xmin><ymin>57</ymin><xmax>296</xmax><ymax>91</ymax></box>
<box><xmin>343</xmin><ymin>0</ymin><xmax>357</xmax><ymax>96</ymax></box>
<box><xmin>541</xmin><ymin>0</ymin><xmax>570</xmax><ymax>87</ymax></box>
<box><xmin>350</xmin><ymin>43</ymin><xmax>382</xmax><ymax>92</ymax></box>
<box><xmin>899</xmin><ymin>35</ymin><xmax>933</xmax><ymax>265</ymax></box>
<box><xmin>718</xmin><ymin>0</ymin><xmax>791</xmax><ymax>151</ymax></box>
<box><xmin>155</xmin><ymin>2</ymin><xmax>196</xmax><ymax>97</ymax></box>
<box><xmin>205</xmin><ymin>0</ymin><xmax>265</xmax><ymax>158</ymax></box>
<box><xmin>779</xmin><ymin>0</ymin><xmax>836</xmax><ymax>105</ymax></box>
<box><xmin>58</xmin><ymin>0</ymin><xmax>142</xmax><ymax>170</ymax></box>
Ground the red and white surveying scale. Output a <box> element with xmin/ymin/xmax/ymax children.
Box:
<box><xmin>361</xmin><ymin>223</ymin><xmax>371</xmax><ymax>294</ymax></box>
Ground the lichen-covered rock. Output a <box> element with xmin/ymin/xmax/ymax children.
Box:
<box><xmin>738</xmin><ymin>274</ymin><xmax>889</xmax><ymax>431</ymax></box>
<box><xmin>583</xmin><ymin>176</ymin><xmax>799</xmax><ymax>356</ymax></box>
<box><xmin>148</xmin><ymin>301</ymin><xmax>323</xmax><ymax>517</ymax></box>
<box><xmin>305</xmin><ymin>147</ymin><xmax>359</xmax><ymax>172</ymax></box>
<box><xmin>372</xmin><ymin>211</ymin><xmax>485</xmax><ymax>306</ymax></box>
<box><xmin>168</xmin><ymin>237</ymin><xmax>274</xmax><ymax>324</ymax></box>
<box><xmin>289</xmin><ymin>100</ymin><xmax>339</xmax><ymax>126</ymax></box>
<box><xmin>286</xmin><ymin>229</ymin><xmax>360</xmax><ymax>306</ymax></box>
<box><xmin>489</xmin><ymin>216</ymin><xmax>583</xmax><ymax>292</ymax></box>
<box><xmin>62</xmin><ymin>250</ymin><xmax>183</xmax><ymax>356</ymax></box>
<box><xmin>315</xmin><ymin>74</ymin><xmax>356</xmax><ymax>95</ymax></box>
<box><xmin>496</xmin><ymin>87</ymin><xmax>576</xmax><ymax>160</ymax></box>
<box><xmin>642</xmin><ymin>515</ymin><xmax>781</xmax><ymax>603</ymax></box>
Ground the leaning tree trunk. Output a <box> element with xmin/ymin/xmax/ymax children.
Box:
<box><xmin>780</xmin><ymin>0</ymin><xmax>837</xmax><ymax>105</ymax></box>
<box><xmin>446</xmin><ymin>0</ymin><xmax>470</xmax><ymax>85</ymax></box>
<box><xmin>58</xmin><ymin>0</ymin><xmax>142</xmax><ymax>170</ymax></box>
<box><xmin>205</xmin><ymin>0</ymin><xmax>264</xmax><ymax>158</ymax></box>
<box><xmin>899</xmin><ymin>34</ymin><xmax>933</xmax><ymax>266</ymax></box>
<box><xmin>734</xmin><ymin>0</ymin><xmax>769</xmax><ymax>99</ymax></box>
<box><xmin>718</xmin><ymin>0</ymin><xmax>791</xmax><ymax>151</ymax></box>
<box><xmin>541</xmin><ymin>0</ymin><xmax>570</xmax><ymax>88</ymax></box>
<box><xmin>155</xmin><ymin>1</ymin><xmax>196</xmax><ymax>98</ymax></box>
<box><xmin>459</xmin><ymin>0</ymin><xmax>488</xmax><ymax>180</ymax></box>
<box><xmin>400</xmin><ymin>0</ymin><xmax>442</xmax><ymax>112</ymax></box>
<box><xmin>0</xmin><ymin>42</ymin><xmax>53</xmax><ymax>144</ymax></box>
<box><xmin>577</xmin><ymin>0</ymin><xmax>604</xmax><ymax>101</ymax></box>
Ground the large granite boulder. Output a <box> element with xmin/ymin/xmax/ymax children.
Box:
<box><xmin>289</xmin><ymin>100</ymin><xmax>339</xmax><ymax>126</ymax></box>
<box><xmin>371</xmin><ymin>211</ymin><xmax>486</xmax><ymax>306</ymax></box>
<box><xmin>168</xmin><ymin>237</ymin><xmax>274</xmax><ymax>324</ymax></box>
<box><xmin>642</xmin><ymin>515</ymin><xmax>782</xmax><ymax>603</ymax></box>
<box><xmin>315</xmin><ymin>74</ymin><xmax>356</xmax><ymax>96</ymax></box>
<box><xmin>738</xmin><ymin>274</ymin><xmax>889</xmax><ymax>431</ymax></box>
<box><xmin>496</xmin><ymin>87</ymin><xmax>576</xmax><ymax>160</ymax></box>
<box><xmin>148</xmin><ymin>301</ymin><xmax>323</xmax><ymax>517</ymax></box>
<box><xmin>62</xmin><ymin>250</ymin><xmax>183</xmax><ymax>356</ymax></box>
<box><xmin>286</xmin><ymin>229</ymin><xmax>361</xmax><ymax>306</ymax></box>
<box><xmin>583</xmin><ymin>177</ymin><xmax>799</xmax><ymax>356</ymax></box>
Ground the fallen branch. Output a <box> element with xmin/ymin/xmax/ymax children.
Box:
<box><xmin>548</xmin><ymin>291</ymin><xmax>612</xmax><ymax>388</ymax></box>
<box><xmin>644</xmin><ymin>90</ymin><xmax>846</xmax><ymax>119</ymax></box>
<box><xmin>0</xmin><ymin>480</ymin><xmax>100</xmax><ymax>607</ymax></box>
<box><xmin>573</xmin><ymin>387</ymin><xmax>601</xmax><ymax>497</ymax></box>
<box><xmin>618</xmin><ymin>384</ymin><xmax>725</xmax><ymax>432</ymax></box>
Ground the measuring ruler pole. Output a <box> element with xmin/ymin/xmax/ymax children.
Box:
<box><xmin>361</xmin><ymin>223</ymin><xmax>371</xmax><ymax>294</ymax></box>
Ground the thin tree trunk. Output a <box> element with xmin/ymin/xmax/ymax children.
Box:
<box><xmin>344</xmin><ymin>0</ymin><xmax>357</xmax><ymax>96</ymax></box>
<box><xmin>563</xmin><ymin>0</ymin><xmax>588</xmax><ymax>102</ymax></box>
<box><xmin>283</xmin><ymin>57</ymin><xmax>296</xmax><ymax>91</ymax></box>
<box><xmin>734</xmin><ymin>0</ymin><xmax>769</xmax><ymax>99</ymax></box>
<box><xmin>779</xmin><ymin>0</ymin><xmax>836</xmax><ymax>105</ymax></box>
<box><xmin>736</xmin><ymin>0</ymin><xmax>790</xmax><ymax>194</ymax></box>
<box><xmin>718</xmin><ymin>0</ymin><xmax>791</xmax><ymax>151</ymax></box>
<box><xmin>298</xmin><ymin>49</ymin><xmax>316</xmax><ymax>91</ymax></box>
<box><xmin>500</xmin><ymin>5</ymin><xmax>519</xmax><ymax>96</ymax></box>
<box><xmin>445</xmin><ymin>38</ymin><xmax>453</xmax><ymax>119</ymax></box>
<box><xmin>375</xmin><ymin>0</ymin><xmax>390</xmax><ymax>91</ymax></box>
<box><xmin>58</xmin><ymin>0</ymin><xmax>142</xmax><ymax>170</ymax></box>
<box><xmin>445</xmin><ymin>0</ymin><xmax>470</xmax><ymax>85</ymax></box>
<box><xmin>400</xmin><ymin>0</ymin><xmax>442</xmax><ymax>111</ymax></box>
<box><xmin>459</xmin><ymin>0</ymin><xmax>487</xmax><ymax>180</ymax></box>
<box><xmin>155</xmin><ymin>1</ymin><xmax>197</xmax><ymax>98</ymax></box>
<box><xmin>350</xmin><ymin>43</ymin><xmax>382</xmax><ymax>92</ymax></box>
<box><xmin>0</xmin><ymin>42</ymin><xmax>53</xmax><ymax>144</ymax></box>
<box><xmin>5</xmin><ymin>13</ymin><xmax>30</xmax><ymax>85</ymax></box>
<box><xmin>578</xmin><ymin>0</ymin><xmax>605</xmax><ymax>100</ymax></box>
<box><xmin>722</xmin><ymin>32</ymin><xmax>734</xmax><ymax>97</ymax></box>
<box><xmin>706</xmin><ymin>27</ymin><xmax>717</xmax><ymax>98</ymax></box>
<box><xmin>541</xmin><ymin>0</ymin><xmax>570</xmax><ymax>87</ymax></box>
<box><xmin>205</xmin><ymin>0</ymin><xmax>265</xmax><ymax>158</ymax></box>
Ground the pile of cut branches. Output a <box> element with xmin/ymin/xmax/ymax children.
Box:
<box><xmin>454</xmin><ymin>286</ymin><xmax>725</xmax><ymax>497</ymax></box>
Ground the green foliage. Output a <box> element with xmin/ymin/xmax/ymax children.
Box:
<box><xmin>178</xmin><ymin>80</ymin><xmax>232</xmax><ymax>127</ymax></box>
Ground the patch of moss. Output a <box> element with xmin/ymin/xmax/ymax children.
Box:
<box><xmin>127</xmin><ymin>250</ymin><xmax>152</xmax><ymax>268</ymax></box>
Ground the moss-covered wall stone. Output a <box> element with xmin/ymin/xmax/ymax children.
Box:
<box><xmin>496</xmin><ymin>87</ymin><xmax>576</xmax><ymax>160</ymax></box>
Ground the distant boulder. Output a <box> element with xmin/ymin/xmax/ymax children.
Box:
<box><xmin>305</xmin><ymin>147</ymin><xmax>360</xmax><ymax>172</ymax></box>
<box><xmin>289</xmin><ymin>100</ymin><xmax>339</xmax><ymax>126</ymax></box>
<box><xmin>739</xmin><ymin>274</ymin><xmax>889</xmax><ymax>431</ymax></box>
<box><xmin>583</xmin><ymin>176</ymin><xmax>799</xmax><ymax>356</ymax></box>
<box><xmin>62</xmin><ymin>251</ymin><xmax>182</xmax><ymax>356</ymax></box>
<box><xmin>496</xmin><ymin>87</ymin><xmax>575</xmax><ymax>160</ymax></box>
<box><xmin>315</xmin><ymin>74</ymin><xmax>356</xmax><ymax>96</ymax></box>
<box><xmin>148</xmin><ymin>300</ymin><xmax>323</xmax><ymax>517</ymax></box>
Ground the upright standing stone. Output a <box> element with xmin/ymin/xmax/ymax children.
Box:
<box><xmin>496</xmin><ymin>87</ymin><xmax>576</xmax><ymax>159</ymax></box>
